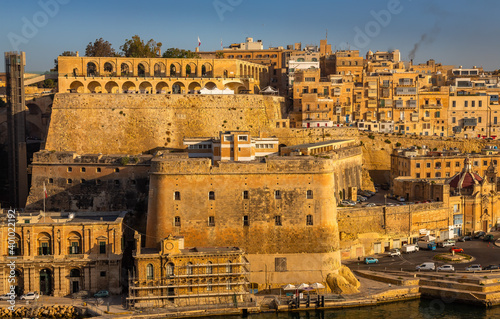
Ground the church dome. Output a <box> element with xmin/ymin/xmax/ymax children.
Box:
<box><xmin>448</xmin><ymin>157</ymin><xmax>482</xmax><ymax>189</ymax></box>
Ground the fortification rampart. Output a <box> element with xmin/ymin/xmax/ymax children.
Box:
<box><xmin>44</xmin><ymin>93</ymin><xmax>285</xmax><ymax>154</ymax></box>
<box><xmin>337</xmin><ymin>202</ymin><xmax>450</xmax><ymax>259</ymax></box>
<box><xmin>26</xmin><ymin>151</ymin><xmax>152</xmax><ymax>212</ymax></box>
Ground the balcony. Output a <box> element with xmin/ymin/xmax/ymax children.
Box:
<box><xmin>395</xmin><ymin>87</ymin><xmax>417</xmax><ymax>96</ymax></box>
<box><xmin>421</xmin><ymin>103</ymin><xmax>442</xmax><ymax>109</ymax></box>
<box><xmin>463</xmin><ymin>118</ymin><xmax>478</xmax><ymax>127</ymax></box>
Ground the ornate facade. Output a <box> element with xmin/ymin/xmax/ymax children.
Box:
<box><xmin>57</xmin><ymin>56</ymin><xmax>269</xmax><ymax>94</ymax></box>
<box><xmin>0</xmin><ymin>211</ymin><xmax>126</xmax><ymax>297</ymax></box>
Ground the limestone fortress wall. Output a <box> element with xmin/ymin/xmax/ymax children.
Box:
<box><xmin>44</xmin><ymin>93</ymin><xmax>285</xmax><ymax>154</ymax></box>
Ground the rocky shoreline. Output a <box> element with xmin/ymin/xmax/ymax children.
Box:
<box><xmin>0</xmin><ymin>305</ymin><xmax>80</xmax><ymax>318</ymax></box>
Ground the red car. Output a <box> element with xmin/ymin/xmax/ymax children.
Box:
<box><xmin>449</xmin><ymin>247</ymin><xmax>464</xmax><ymax>253</ymax></box>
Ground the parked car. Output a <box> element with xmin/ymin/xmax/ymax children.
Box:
<box><xmin>466</xmin><ymin>264</ymin><xmax>482</xmax><ymax>271</ymax></box>
<box><xmin>474</xmin><ymin>231</ymin><xmax>486</xmax><ymax>239</ymax></box>
<box><xmin>483</xmin><ymin>265</ymin><xmax>500</xmax><ymax>270</ymax></box>
<box><xmin>0</xmin><ymin>294</ymin><xmax>13</xmax><ymax>301</ymax></box>
<box><xmin>438</xmin><ymin>240</ymin><xmax>455</xmax><ymax>248</ymax></box>
<box><xmin>416</xmin><ymin>262</ymin><xmax>435</xmax><ymax>271</ymax></box>
<box><xmin>449</xmin><ymin>246</ymin><xmax>464</xmax><ymax>253</ymax></box>
<box><xmin>398</xmin><ymin>197</ymin><xmax>406</xmax><ymax>202</ymax></box>
<box><xmin>340</xmin><ymin>200</ymin><xmax>355</xmax><ymax>206</ymax></box>
<box><xmin>93</xmin><ymin>290</ymin><xmax>109</xmax><ymax>298</ymax></box>
<box><xmin>20</xmin><ymin>292</ymin><xmax>39</xmax><ymax>300</ymax></box>
<box><xmin>483</xmin><ymin>234</ymin><xmax>495</xmax><ymax>242</ymax></box>
<box><xmin>365</xmin><ymin>257</ymin><xmax>379</xmax><ymax>264</ymax></box>
<box><xmin>388</xmin><ymin>249</ymin><xmax>401</xmax><ymax>257</ymax></box>
<box><xmin>358</xmin><ymin>196</ymin><xmax>367</xmax><ymax>202</ymax></box>
<box><xmin>458</xmin><ymin>236</ymin><xmax>472</xmax><ymax>242</ymax></box>
<box><xmin>365</xmin><ymin>203</ymin><xmax>376</xmax><ymax>207</ymax></box>
<box><xmin>437</xmin><ymin>264</ymin><xmax>455</xmax><ymax>272</ymax></box>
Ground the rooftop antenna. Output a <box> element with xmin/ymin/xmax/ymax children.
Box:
<box><xmin>326</xmin><ymin>28</ymin><xmax>328</xmax><ymax>41</ymax></box>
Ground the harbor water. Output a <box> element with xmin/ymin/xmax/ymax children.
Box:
<box><xmin>198</xmin><ymin>299</ymin><xmax>500</xmax><ymax>319</ymax></box>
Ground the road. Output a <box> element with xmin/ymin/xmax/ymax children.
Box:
<box><xmin>345</xmin><ymin>237</ymin><xmax>500</xmax><ymax>272</ymax></box>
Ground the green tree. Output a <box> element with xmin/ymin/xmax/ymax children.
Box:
<box><xmin>162</xmin><ymin>48</ymin><xmax>200</xmax><ymax>59</ymax></box>
<box><xmin>215</xmin><ymin>51</ymin><xmax>224</xmax><ymax>59</ymax></box>
<box><xmin>53</xmin><ymin>51</ymin><xmax>77</xmax><ymax>71</ymax></box>
<box><xmin>120</xmin><ymin>35</ymin><xmax>162</xmax><ymax>58</ymax></box>
<box><xmin>42</xmin><ymin>79</ymin><xmax>56</xmax><ymax>88</ymax></box>
<box><xmin>85</xmin><ymin>38</ymin><xmax>116</xmax><ymax>57</ymax></box>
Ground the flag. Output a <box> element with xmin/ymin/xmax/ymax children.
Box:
<box><xmin>198</xmin><ymin>36</ymin><xmax>201</xmax><ymax>47</ymax></box>
<box><xmin>44</xmin><ymin>182</ymin><xmax>47</xmax><ymax>198</ymax></box>
<box><xmin>221</xmin><ymin>39</ymin><xmax>223</xmax><ymax>49</ymax></box>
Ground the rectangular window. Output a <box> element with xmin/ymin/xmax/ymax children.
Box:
<box><xmin>426</xmin><ymin>163</ymin><xmax>431</xmax><ymax>168</ymax></box>
<box><xmin>174</xmin><ymin>191</ymin><xmax>180</xmax><ymax>200</ymax></box>
<box><xmin>238</xmin><ymin>135</ymin><xmax>248</xmax><ymax>141</ymax></box>
<box><xmin>455</xmin><ymin>162</ymin><xmax>460</xmax><ymax>167</ymax></box>
<box><xmin>224</xmin><ymin>135</ymin><xmax>233</xmax><ymax>142</ymax></box>
<box><xmin>416</xmin><ymin>173</ymin><xmax>421</xmax><ymax>178</ymax></box>
<box><xmin>81</xmin><ymin>167</ymin><xmax>86</xmax><ymax>173</ymax></box>
<box><xmin>306</xmin><ymin>190</ymin><xmax>313</xmax><ymax>199</ymax></box>
<box><xmin>99</xmin><ymin>241</ymin><xmax>106</xmax><ymax>254</ymax></box>
<box><xmin>275</xmin><ymin>190</ymin><xmax>281</xmax><ymax>199</ymax></box>
<box><xmin>209</xmin><ymin>191</ymin><xmax>215</xmax><ymax>200</ymax></box>
<box><xmin>484</xmin><ymin>161</ymin><xmax>488</xmax><ymax>166</ymax></box>
<box><xmin>96</xmin><ymin>167</ymin><xmax>101</xmax><ymax>173</ymax></box>
<box><xmin>243</xmin><ymin>215</ymin><xmax>249</xmax><ymax>227</ymax></box>
<box><xmin>416</xmin><ymin>163</ymin><xmax>421</xmax><ymax>168</ymax></box>
<box><xmin>446</xmin><ymin>172</ymin><xmax>450</xmax><ymax>177</ymax></box>
<box><xmin>274</xmin><ymin>215</ymin><xmax>282</xmax><ymax>226</ymax></box>
<box><xmin>464</xmin><ymin>101</ymin><xmax>468</xmax><ymax>107</ymax></box>
<box><xmin>452</xmin><ymin>117</ymin><xmax>456</xmax><ymax>124</ymax></box>
<box><xmin>67</xmin><ymin>167</ymin><xmax>72</xmax><ymax>172</ymax></box>
<box><xmin>100</xmin><ymin>271</ymin><xmax>106</xmax><ymax>277</ymax></box>
<box><xmin>479</xmin><ymin>100</ymin><xmax>482</xmax><ymax>107</ymax></box>
<box><xmin>472</xmin><ymin>101</ymin><xmax>475</xmax><ymax>107</ymax></box>
<box><xmin>174</xmin><ymin>216</ymin><xmax>181</xmax><ymax>227</ymax></box>
<box><xmin>306</xmin><ymin>215</ymin><xmax>313</xmax><ymax>226</ymax></box>
<box><xmin>426</xmin><ymin>173</ymin><xmax>431</xmax><ymax>178</ymax></box>
<box><xmin>452</xmin><ymin>101</ymin><xmax>456</xmax><ymax>107</ymax></box>
<box><xmin>275</xmin><ymin>257</ymin><xmax>287</xmax><ymax>272</ymax></box>
<box><xmin>243</xmin><ymin>190</ymin><xmax>249</xmax><ymax>199</ymax></box>
<box><xmin>446</xmin><ymin>162</ymin><xmax>451</xmax><ymax>168</ymax></box>
<box><xmin>479</xmin><ymin>117</ymin><xmax>482</xmax><ymax>123</ymax></box>
<box><xmin>208</xmin><ymin>216</ymin><xmax>215</xmax><ymax>227</ymax></box>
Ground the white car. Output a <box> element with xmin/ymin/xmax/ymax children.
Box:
<box><xmin>388</xmin><ymin>249</ymin><xmax>401</xmax><ymax>257</ymax></box>
<box><xmin>365</xmin><ymin>203</ymin><xmax>376</xmax><ymax>207</ymax></box>
<box><xmin>437</xmin><ymin>264</ymin><xmax>455</xmax><ymax>272</ymax></box>
<box><xmin>20</xmin><ymin>292</ymin><xmax>39</xmax><ymax>300</ymax></box>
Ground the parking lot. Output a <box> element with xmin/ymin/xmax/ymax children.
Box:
<box><xmin>344</xmin><ymin>234</ymin><xmax>500</xmax><ymax>272</ymax></box>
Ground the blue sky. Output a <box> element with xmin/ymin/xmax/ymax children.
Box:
<box><xmin>1</xmin><ymin>0</ymin><xmax>499</xmax><ymax>72</ymax></box>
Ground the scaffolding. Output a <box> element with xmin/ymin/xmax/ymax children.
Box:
<box><xmin>127</xmin><ymin>254</ymin><xmax>251</xmax><ymax>310</ymax></box>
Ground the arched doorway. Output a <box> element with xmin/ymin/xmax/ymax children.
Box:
<box><xmin>172</xmin><ymin>82</ymin><xmax>185</xmax><ymax>94</ymax></box>
<box><xmin>40</xmin><ymin>269</ymin><xmax>52</xmax><ymax>296</ymax></box>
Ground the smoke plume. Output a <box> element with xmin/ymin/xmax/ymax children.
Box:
<box><xmin>408</xmin><ymin>23</ymin><xmax>440</xmax><ymax>61</ymax></box>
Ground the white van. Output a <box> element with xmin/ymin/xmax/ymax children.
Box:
<box><xmin>416</xmin><ymin>262</ymin><xmax>435</xmax><ymax>271</ymax></box>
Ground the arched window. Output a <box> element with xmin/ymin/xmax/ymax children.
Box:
<box><xmin>70</xmin><ymin>269</ymin><xmax>81</xmax><ymax>277</ymax></box>
<box><xmin>307</xmin><ymin>190</ymin><xmax>313</xmax><ymax>199</ymax></box>
<box><xmin>121</xmin><ymin>63</ymin><xmax>129</xmax><ymax>76</ymax></box>
<box><xmin>138</xmin><ymin>64</ymin><xmax>146</xmax><ymax>77</ymax></box>
<box><xmin>202</xmin><ymin>65</ymin><xmax>207</xmax><ymax>76</ymax></box>
<box><xmin>226</xmin><ymin>260</ymin><xmax>232</xmax><ymax>273</ymax></box>
<box><xmin>87</xmin><ymin>62</ymin><xmax>97</xmax><ymax>77</ymax></box>
<box><xmin>207</xmin><ymin>279</ymin><xmax>212</xmax><ymax>291</ymax></box>
<box><xmin>223</xmin><ymin>70</ymin><xmax>228</xmax><ymax>78</ymax></box>
<box><xmin>147</xmin><ymin>264</ymin><xmax>154</xmax><ymax>280</ymax></box>
<box><xmin>166</xmin><ymin>263</ymin><xmax>174</xmax><ymax>276</ymax></box>
<box><xmin>170</xmin><ymin>64</ymin><xmax>177</xmax><ymax>76</ymax></box>
<box><xmin>206</xmin><ymin>261</ymin><xmax>213</xmax><ymax>274</ymax></box>
<box><xmin>187</xmin><ymin>262</ymin><xmax>193</xmax><ymax>275</ymax></box>
<box><xmin>186</xmin><ymin>65</ymin><xmax>192</xmax><ymax>76</ymax></box>
<box><xmin>103</xmin><ymin>62</ymin><xmax>113</xmax><ymax>73</ymax></box>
